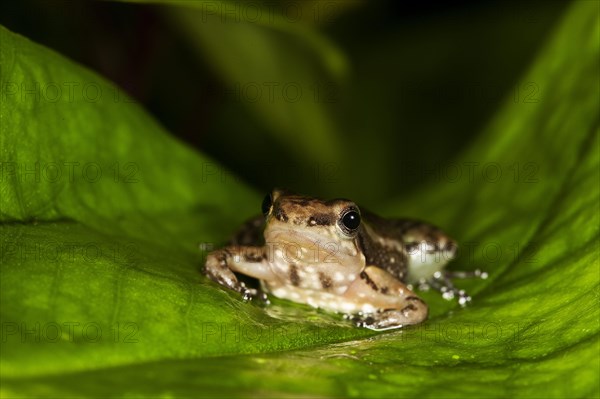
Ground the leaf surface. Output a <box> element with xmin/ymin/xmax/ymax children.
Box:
<box><xmin>1</xmin><ymin>1</ymin><xmax>598</xmax><ymax>397</ymax></box>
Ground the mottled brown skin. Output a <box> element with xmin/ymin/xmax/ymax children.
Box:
<box><xmin>204</xmin><ymin>189</ymin><xmax>480</xmax><ymax>330</ymax></box>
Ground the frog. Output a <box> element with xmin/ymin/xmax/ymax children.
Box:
<box><xmin>203</xmin><ymin>188</ymin><xmax>486</xmax><ymax>331</ymax></box>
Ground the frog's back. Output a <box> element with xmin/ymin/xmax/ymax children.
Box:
<box><xmin>360</xmin><ymin>209</ymin><xmax>457</xmax><ymax>283</ymax></box>
<box><xmin>228</xmin><ymin>215</ymin><xmax>265</xmax><ymax>246</ymax></box>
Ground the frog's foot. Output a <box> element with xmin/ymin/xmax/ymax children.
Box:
<box><xmin>351</xmin><ymin>302</ymin><xmax>428</xmax><ymax>331</ymax></box>
<box><xmin>420</xmin><ymin>269</ymin><xmax>488</xmax><ymax>306</ymax></box>
<box><xmin>239</xmin><ymin>283</ymin><xmax>258</xmax><ymax>302</ymax></box>
<box><xmin>204</xmin><ymin>246</ymin><xmax>276</xmax><ymax>302</ymax></box>
<box><xmin>205</xmin><ymin>249</ymin><xmax>251</xmax><ymax>298</ymax></box>
<box><xmin>236</xmin><ymin>285</ymin><xmax>270</xmax><ymax>304</ymax></box>
<box><xmin>249</xmin><ymin>288</ymin><xmax>270</xmax><ymax>305</ymax></box>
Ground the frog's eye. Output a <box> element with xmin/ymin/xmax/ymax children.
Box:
<box><xmin>339</xmin><ymin>208</ymin><xmax>361</xmax><ymax>234</ymax></box>
<box><xmin>261</xmin><ymin>193</ymin><xmax>273</xmax><ymax>216</ymax></box>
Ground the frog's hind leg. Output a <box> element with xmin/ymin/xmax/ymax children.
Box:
<box><xmin>345</xmin><ymin>266</ymin><xmax>429</xmax><ymax>331</ymax></box>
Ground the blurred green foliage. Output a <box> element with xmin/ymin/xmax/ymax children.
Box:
<box><xmin>0</xmin><ymin>0</ymin><xmax>570</xmax><ymax>203</ymax></box>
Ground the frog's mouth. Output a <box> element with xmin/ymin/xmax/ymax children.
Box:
<box><xmin>265</xmin><ymin>227</ymin><xmax>339</xmax><ymax>248</ymax></box>
<box><xmin>264</xmin><ymin>227</ymin><xmax>361</xmax><ymax>266</ymax></box>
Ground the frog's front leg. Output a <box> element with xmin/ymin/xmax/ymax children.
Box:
<box><xmin>204</xmin><ymin>246</ymin><xmax>274</xmax><ymax>300</ymax></box>
<box><xmin>345</xmin><ymin>266</ymin><xmax>428</xmax><ymax>331</ymax></box>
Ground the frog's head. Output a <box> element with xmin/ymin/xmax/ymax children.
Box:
<box><xmin>261</xmin><ymin>189</ymin><xmax>364</xmax><ymax>267</ymax></box>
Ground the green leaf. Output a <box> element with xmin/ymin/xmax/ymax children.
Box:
<box><xmin>0</xmin><ymin>21</ymin><xmax>371</xmax><ymax>378</ymax></box>
<box><xmin>122</xmin><ymin>0</ymin><xmax>349</xmax><ymax>165</ymax></box>
<box><xmin>1</xmin><ymin>1</ymin><xmax>599</xmax><ymax>398</ymax></box>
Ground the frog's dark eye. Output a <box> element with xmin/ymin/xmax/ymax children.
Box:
<box><xmin>339</xmin><ymin>208</ymin><xmax>361</xmax><ymax>234</ymax></box>
<box><xmin>261</xmin><ymin>193</ymin><xmax>273</xmax><ymax>216</ymax></box>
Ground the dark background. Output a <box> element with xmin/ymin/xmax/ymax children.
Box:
<box><xmin>0</xmin><ymin>0</ymin><xmax>569</xmax><ymax>204</ymax></box>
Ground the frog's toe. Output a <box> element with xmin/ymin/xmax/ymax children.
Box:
<box><xmin>259</xmin><ymin>292</ymin><xmax>271</xmax><ymax>305</ymax></box>
<box><xmin>445</xmin><ymin>269</ymin><xmax>488</xmax><ymax>280</ymax></box>
<box><xmin>427</xmin><ymin>269</ymin><xmax>487</xmax><ymax>306</ymax></box>
<box><xmin>440</xmin><ymin>286</ymin><xmax>471</xmax><ymax>306</ymax></box>
<box><xmin>240</xmin><ymin>285</ymin><xmax>272</xmax><ymax>305</ymax></box>
<box><xmin>240</xmin><ymin>284</ymin><xmax>258</xmax><ymax>302</ymax></box>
